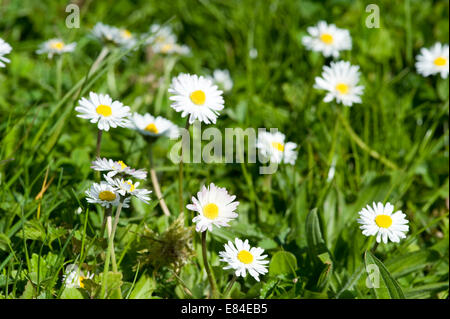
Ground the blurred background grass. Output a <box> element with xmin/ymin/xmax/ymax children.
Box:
<box><xmin>0</xmin><ymin>0</ymin><xmax>448</xmax><ymax>299</ymax></box>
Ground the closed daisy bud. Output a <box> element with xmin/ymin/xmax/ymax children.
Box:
<box><xmin>357</xmin><ymin>202</ymin><xmax>409</xmax><ymax>244</ymax></box>
<box><xmin>256</xmin><ymin>131</ymin><xmax>298</xmax><ymax>165</ymax></box>
<box><xmin>302</xmin><ymin>20</ymin><xmax>352</xmax><ymax>58</ymax></box>
<box><xmin>219</xmin><ymin>238</ymin><xmax>269</xmax><ymax>282</ymax></box>
<box><xmin>415</xmin><ymin>42</ymin><xmax>449</xmax><ymax>79</ymax></box>
<box><xmin>187</xmin><ymin>183</ymin><xmax>239</xmax><ymax>233</ymax></box>
<box><xmin>127</xmin><ymin>112</ymin><xmax>179</xmax><ymax>139</ymax></box>
<box><xmin>91</xmin><ymin>157</ymin><xmax>147</xmax><ymax>180</ymax></box>
<box><xmin>36</xmin><ymin>38</ymin><xmax>76</xmax><ymax>59</ymax></box>
<box><xmin>168</xmin><ymin>73</ymin><xmax>225</xmax><ymax>124</ymax></box>
<box><xmin>0</xmin><ymin>38</ymin><xmax>12</xmax><ymax>68</ymax></box>
<box><xmin>314</xmin><ymin>61</ymin><xmax>364</xmax><ymax>107</ymax></box>
<box><xmin>62</xmin><ymin>264</ymin><xmax>94</xmax><ymax>289</ymax></box>
<box><xmin>75</xmin><ymin>92</ymin><xmax>131</xmax><ymax>131</ymax></box>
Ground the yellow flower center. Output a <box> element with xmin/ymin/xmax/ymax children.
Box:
<box><xmin>117</xmin><ymin>160</ymin><xmax>127</xmax><ymax>170</ymax></box>
<box><xmin>121</xmin><ymin>29</ymin><xmax>132</xmax><ymax>39</ymax></box>
<box><xmin>434</xmin><ymin>56</ymin><xmax>447</xmax><ymax>66</ymax></box>
<box><xmin>126</xmin><ymin>181</ymin><xmax>135</xmax><ymax>192</ymax></box>
<box><xmin>203</xmin><ymin>203</ymin><xmax>219</xmax><ymax>220</ymax></box>
<box><xmin>190</xmin><ymin>90</ymin><xmax>206</xmax><ymax>105</ymax></box>
<box><xmin>96</xmin><ymin>104</ymin><xmax>112</xmax><ymax>117</ymax></box>
<box><xmin>79</xmin><ymin>276</ymin><xmax>86</xmax><ymax>288</ymax></box>
<box><xmin>320</xmin><ymin>33</ymin><xmax>333</xmax><ymax>44</ymax></box>
<box><xmin>375</xmin><ymin>214</ymin><xmax>393</xmax><ymax>228</ymax></box>
<box><xmin>335</xmin><ymin>83</ymin><xmax>349</xmax><ymax>94</ymax></box>
<box><xmin>145</xmin><ymin>123</ymin><xmax>159</xmax><ymax>134</ymax></box>
<box><xmin>161</xmin><ymin>43</ymin><xmax>174</xmax><ymax>53</ymax></box>
<box><xmin>271</xmin><ymin>142</ymin><xmax>284</xmax><ymax>152</ymax></box>
<box><xmin>237</xmin><ymin>250</ymin><xmax>254</xmax><ymax>264</ymax></box>
<box><xmin>50</xmin><ymin>41</ymin><xmax>65</xmax><ymax>50</ymax></box>
<box><xmin>98</xmin><ymin>190</ymin><xmax>116</xmax><ymax>202</ymax></box>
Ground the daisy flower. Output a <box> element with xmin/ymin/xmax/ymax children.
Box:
<box><xmin>0</xmin><ymin>38</ymin><xmax>12</xmax><ymax>68</ymax></box>
<box><xmin>91</xmin><ymin>157</ymin><xmax>147</xmax><ymax>180</ymax></box>
<box><xmin>115</xmin><ymin>28</ymin><xmax>137</xmax><ymax>49</ymax></box>
<box><xmin>314</xmin><ymin>60</ymin><xmax>364</xmax><ymax>106</ymax></box>
<box><xmin>256</xmin><ymin>131</ymin><xmax>298</xmax><ymax>165</ymax></box>
<box><xmin>75</xmin><ymin>92</ymin><xmax>131</xmax><ymax>131</ymax></box>
<box><xmin>302</xmin><ymin>21</ymin><xmax>352</xmax><ymax>58</ymax></box>
<box><xmin>104</xmin><ymin>174</ymin><xmax>152</xmax><ymax>204</ymax></box>
<box><xmin>146</xmin><ymin>24</ymin><xmax>175</xmax><ymax>48</ymax></box>
<box><xmin>415</xmin><ymin>42</ymin><xmax>449</xmax><ymax>79</ymax></box>
<box><xmin>207</xmin><ymin>69</ymin><xmax>233</xmax><ymax>92</ymax></box>
<box><xmin>62</xmin><ymin>264</ymin><xmax>94</xmax><ymax>289</ymax></box>
<box><xmin>85</xmin><ymin>182</ymin><xmax>123</xmax><ymax>208</ymax></box>
<box><xmin>92</xmin><ymin>22</ymin><xmax>119</xmax><ymax>44</ymax></box>
<box><xmin>127</xmin><ymin>112</ymin><xmax>179</xmax><ymax>139</ymax></box>
<box><xmin>357</xmin><ymin>202</ymin><xmax>409</xmax><ymax>244</ymax></box>
<box><xmin>168</xmin><ymin>73</ymin><xmax>225</xmax><ymax>124</ymax></box>
<box><xmin>219</xmin><ymin>238</ymin><xmax>269</xmax><ymax>282</ymax></box>
<box><xmin>186</xmin><ymin>183</ymin><xmax>239</xmax><ymax>233</ymax></box>
<box><xmin>36</xmin><ymin>38</ymin><xmax>76</xmax><ymax>59</ymax></box>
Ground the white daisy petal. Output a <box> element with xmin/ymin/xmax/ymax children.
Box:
<box><xmin>415</xmin><ymin>42</ymin><xmax>449</xmax><ymax>79</ymax></box>
<box><xmin>357</xmin><ymin>202</ymin><xmax>409</xmax><ymax>244</ymax></box>
<box><xmin>219</xmin><ymin>238</ymin><xmax>269</xmax><ymax>282</ymax></box>
<box><xmin>168</xmin><ymin>73</ymin><xmax>225</xmax><ymax>125</ymax></box>
<box><xmin>75</xmin><ymin>92</ymin><xmax>131</xmax><ymax>131</ymax></box>
<box><xmin>256</xmin><ymin>131</ymin><xmax>298</xmax><ymax>165</ymax></box>
<box><xmin>187</xmin><ymin>183</ymin><xmax>239</xmax><ymax>232</ymax></box>
<box><xmin>314</xmin><ymin>60</ymin><xmax>364</xmax><ymax>107</ymax></box>
<box><xmin>302</xmin><ymin>20</ymin><xmax>352</xmax><ymax>58</ymax></box>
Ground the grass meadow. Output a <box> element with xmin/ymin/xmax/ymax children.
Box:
<box><xmin>0</xmin><ymin>0</ymin><xmax>449</xmax><ymax>299</ymax></box>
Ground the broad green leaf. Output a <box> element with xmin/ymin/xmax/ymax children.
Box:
<box><xmin>20</xmin><ymin>281</ymin><xmax>35</xmax><ymax>299</ymax></box>
<box><xmin>364</xmin><ymin>251</ymin><xmax>405</xmax><ymax>299</ymax></box>
<box><xmin>103</xmin><ymin>272</ymin><xmax>123</xmax><ymax>299</ymax></box>
<box><xmin>15</xmin><ymin>220</ymin><xmax>46</xmax><ymax>242</ymax></box>
<box><xmin>305</xmin><ymin>208</ymin><xmax>328</xmax><ymax>259</ymax></box>
<box><xmin>60</xmin><ymin>287</ymin><xmax>86</xmax><ymax>299</ymax></box>
<box><xmin>128</xmin><ymin>275</ymin><xmax>156</xmax><ymax>299</ymax></box>
<box><xmin>269</xmin><ymin>251</ymin><xmax>297</xmax><ymax>276</ymax></box>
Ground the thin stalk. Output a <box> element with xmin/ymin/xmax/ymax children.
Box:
<box><xmin>148</xmin><ymin>142</ymin><xmax>171</xmax><ymax>216</ymax></box>
<box><xmin>337</xmin><ymin>112</ymin><xmax>398</xmax><ymax>170</ymax></box>
<box><xmin>95</xmin><ymin>130</ymin><xmax>103</xmax><ymax>181</ymax></box>
<box><xmin>96</xmin><ymin>129</ymin><xmax>103</xmax><ymax>159</ymax></box>
<box><xmin>179</xmin><ymin>119</ymin><xmax>190</xmax><ymax>217</ymax></box>
<box><xmin>100</xmin><ymin>200</ymin><xmax>123</xmax><ymax>298</ymax></box>
<box><xmin>223</xmin><ymin>274</ymin><xmax>237</xmax><ymax>299</ymax></box>
<box><xmin>110</xmin><ymin>200</ymin><xmax>125</xmax><ymax>272</ymax></box>
<box><xmin>55</xmin><ymin>56</ymin><xmax>63</xmax><ymax>100</ymax></box>
<box><xmin>201</xmin><ymin>231</ymin><xmax>219</xmax><ymax>298</ymax></box>
<box><xmin>91</xmin><ymin>47</ymin><xmax>110</xmax><ymax>76</ymax></box>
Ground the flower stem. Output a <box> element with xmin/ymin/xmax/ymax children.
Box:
<box><xmin>100</xmin><ymin>200</ymin><xmax>123</xmax><ymax>298</ymax></box>
<box><xmin>223</xmin><ymin>274</ymin><xmax>237</xmax><ymax>299</ymax></box>
<box><xmin>179</xmin><ymin>119</ymin><xmax>190</xmax><ymax>218</ymax></box>
<box><xmin>148</xmin><ymin>142</ymin><xmax>171</xmax><ymax>216</ymax></box>
<box><xmin>110</xmin><ymin>200</ymin><xmax>124</xmax><ymax>273</ymax></box>
<box><xmin>201</xmin><ymin>231</ymin><xmax>219</xmax><ymax>298</ymax></box>
<box><xmin>95</xmin><ymin>130</ymin><xmax>103</xmax><ymax>181</ymax></box>
<box><xmin>55</xmin><ymin>56</ymin><xmax>63</xmax><ymax>100</ymax></box>
<box><xmin>96</xmin><ymin>129</ymin><xmax>103</xmax><ymax>159</ymax></box>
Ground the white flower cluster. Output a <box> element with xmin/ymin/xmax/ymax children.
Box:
<box><xmin>85</xmin><ymin>157</ymin><xmax>151</xmax><ymax>207</ymax></box>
